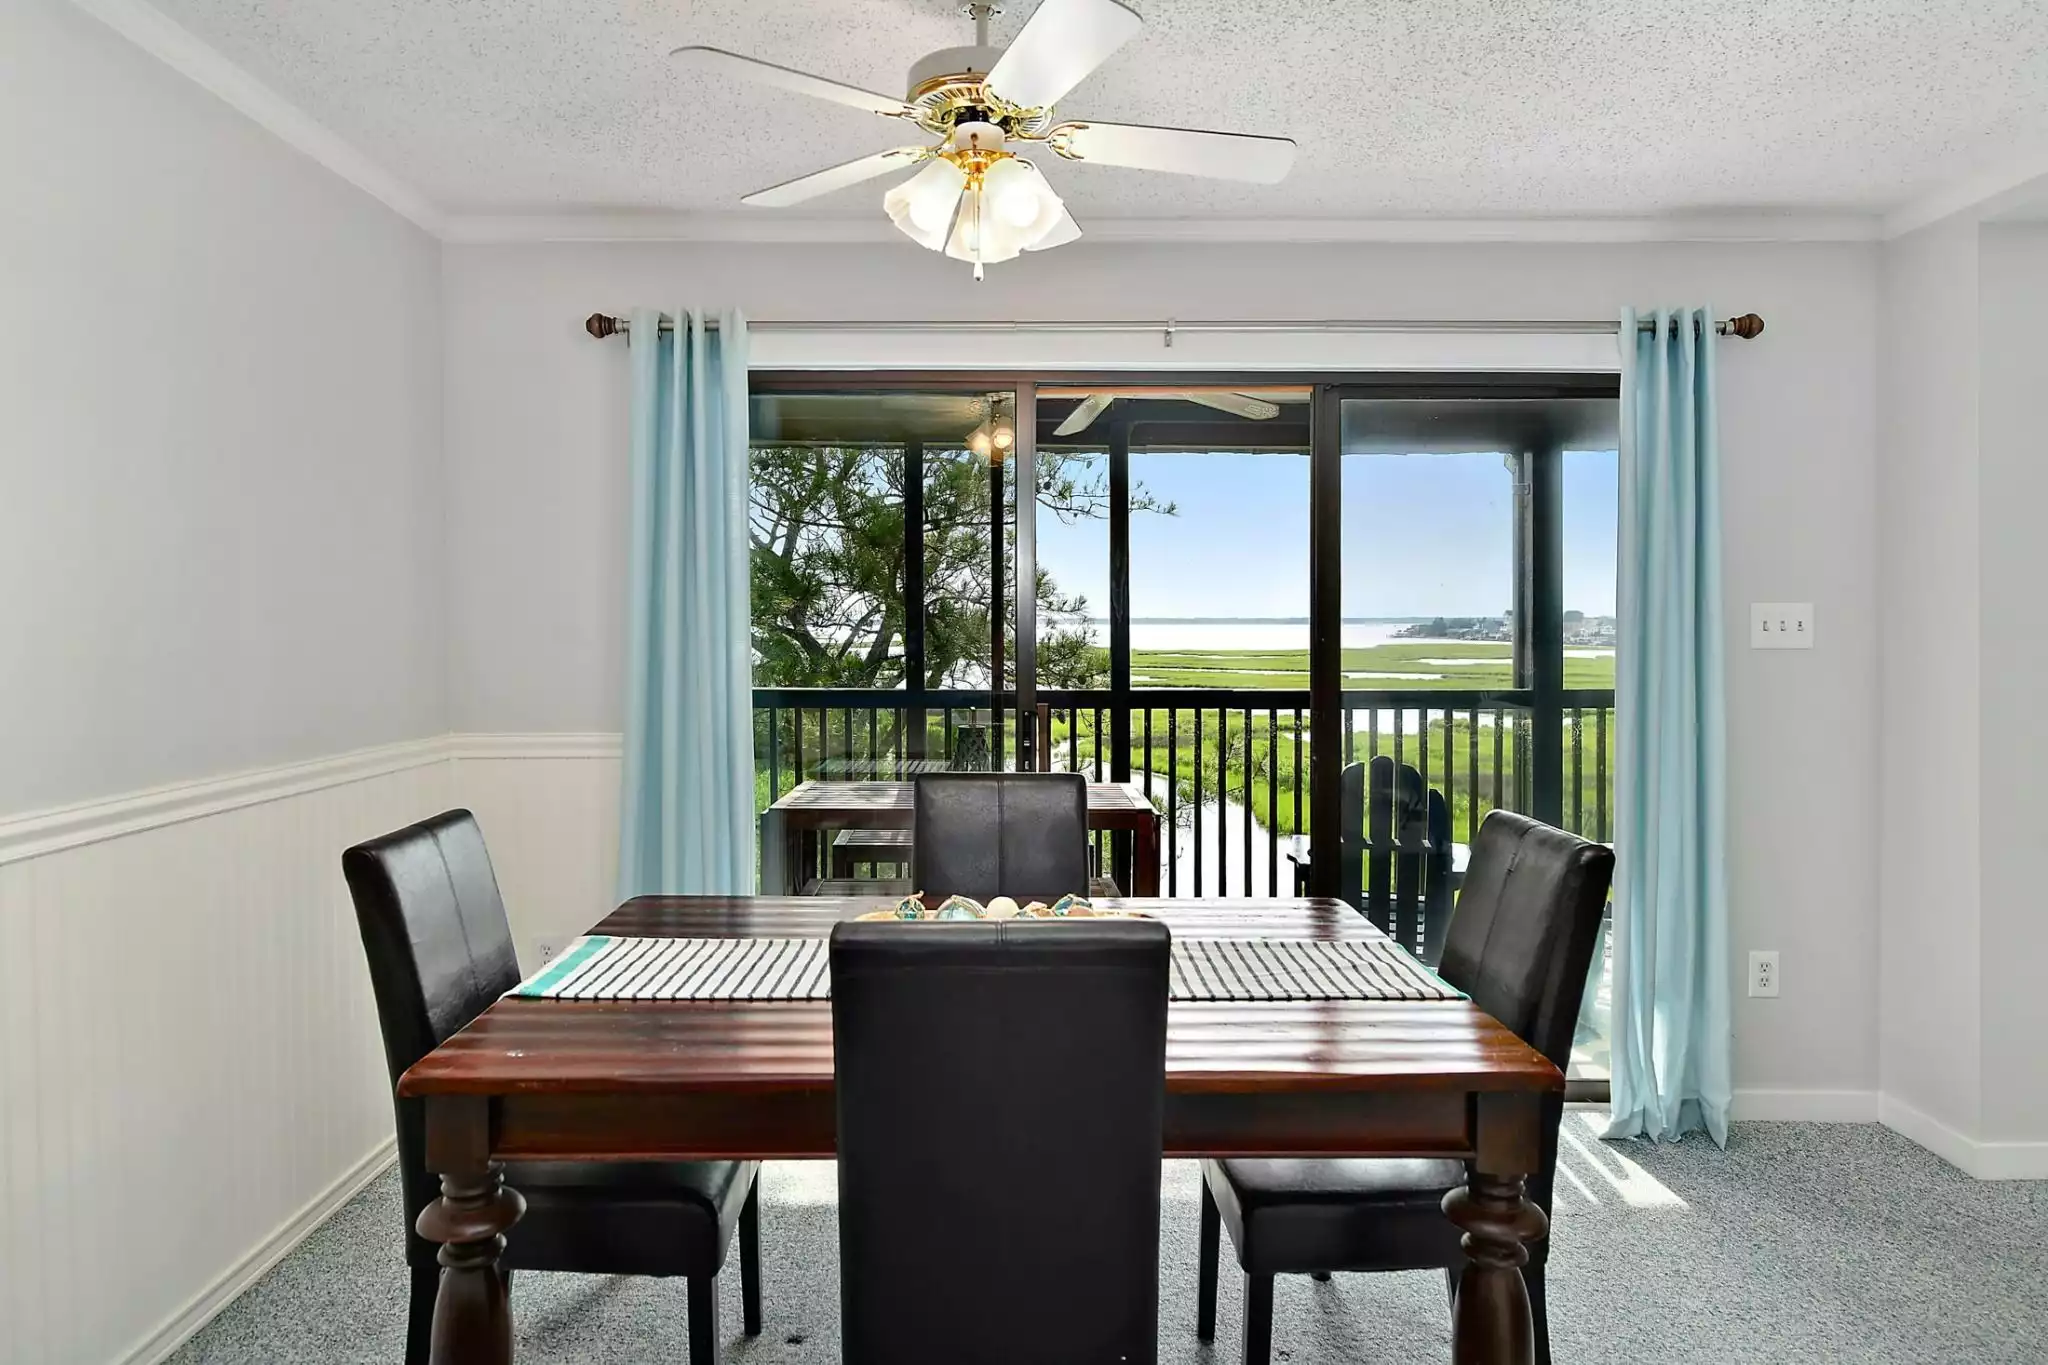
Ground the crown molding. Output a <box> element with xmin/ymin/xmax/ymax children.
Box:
<box><xmin>442</xmin><ymin>210</ymin><xmax>1882</xmax><ymax>246</ymax></box>
<box><xmin>1883</xmin><ymin>153</ymin><xmax>2048</xmax><ymax>239</ymax></box>
<box><xmin>67</xmin><ymin>0</ymin><xmax>445</xmax><ymax>236</ymax></box>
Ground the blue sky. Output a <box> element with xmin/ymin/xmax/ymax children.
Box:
<box><xmin>1036</xmin><ymin>449</ymin><xmax>1618</xmax><ymax>620</ymax></box>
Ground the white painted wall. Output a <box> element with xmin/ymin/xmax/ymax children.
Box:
<box><xmin>1876</xmin><ymin>218</ymin><xmax>1984</xmax><ymax>1140</ymax></box>
<box><xmin>1</xmin><ymin>4</ymin><xmax>453</xmax><ymax>1360</ymax></box>
<box><xmin>442</xmin><ymin>237</ymin><xmax>1886</xmax><ymax>1104</ymax></box>
<box><xmin>1872</xmin><ymin>209</ymin><xmax>2048</xmax><ymax>1173</ymax></box>
<box><xmin>1975</xmin><ymin>223</ymin><xmax>2048</xmax><ymax>1146</ymax></box>
<box><xmin>0</xmin><ymin>0</ymin><xmax>446</xmax><ymax>818</ymax></box>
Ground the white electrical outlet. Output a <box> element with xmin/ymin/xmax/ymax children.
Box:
<box><xmin>1748</xmin><ymin>950</ymin><xmax>1780</xmax><ymax>998</ymax></box>
<box><xmin>1750</xmin><ymin>603</ymin><xmax>1815</xmax><ymax>649</ymax></box>
<box><xmin>534</xmin><ymin>935</ymin><xmax>572</xmax><ymax>966</ymax></box>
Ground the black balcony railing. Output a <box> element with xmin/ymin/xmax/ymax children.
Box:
<box><xmin>753</xmin><ymin>685</ymin><xmax>1615</xmax><ymax>896</ymax></box>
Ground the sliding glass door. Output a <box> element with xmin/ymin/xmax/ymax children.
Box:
<box><xmin>1319</xmin><ymin>383</ymin><xmax>1619</xmax><ymax>1083</ymax></box>
<box><xmin>748</xmin><ymin>373</ymin><xmax>1619</xmax><ymax>1064</ymax></box>
<box><xmin>747</xmin><ymin>386</ymin><xmax>1017</xmax><ymax>805</ymax></box>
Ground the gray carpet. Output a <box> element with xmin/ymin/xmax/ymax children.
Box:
<box><xmin>170</xmin><ymin>1113</ymin><xmax>2048</xmax><ymax>1364</ymax></box>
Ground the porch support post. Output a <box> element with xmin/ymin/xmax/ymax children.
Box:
<box><xmin>905</xmin><ymin>438</ymin><xmax>927</xmax><ymax>760</ymax></box>
<box><xmin>1014</xmin><ymin>384</ymin><xmax>1038</xmax><ymax>770</ymax></box>
<box><xmin>1529</xmin><ymin>444</ymin><xmax>1564</xmax><ymax>825</ymax></box>
<box><xmin>1109</xmin><ymin>419</ymin><xmax>1133</xmax><ymax>880</ymax></box>
<box><xmin>1307</xmin><ymin>386</ymin><xmax>1344</xmax><ymax>899</ymax></box>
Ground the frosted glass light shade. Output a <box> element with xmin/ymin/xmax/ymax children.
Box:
<box><xmin>1025</xmin><ymin>204</ymin><xmax>1083</xmax><ymax>251</ymax></box>
<box><xmin>884</xmin><ymin>158</ymin><xmax>966</xmax><ymax>251</ymax></box>
<box><xmin>944</xmin><ymin>158</ymin><xmax>1068</xmax><ymax>268</ymax></box>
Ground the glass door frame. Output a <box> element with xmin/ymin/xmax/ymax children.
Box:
<box><xmin>1306</xmin><ymin>375</ymin><xmax>1617</xmax><ymax>895</ymax></box>
<box><xmin>751</xmin><ymin>368</ymin><xmax>1616</xmax><ymax>808</ymax></box>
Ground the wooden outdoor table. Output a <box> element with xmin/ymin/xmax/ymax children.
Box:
<box><xmin>759</xmin><ymin>778</ymin><xmax>1164</xmax><ymax>896</ymax></box>
<box><xmin>399</xmin><ymin>896</ymin><xmax>1561</xmax><ymax>1365</ymax></box>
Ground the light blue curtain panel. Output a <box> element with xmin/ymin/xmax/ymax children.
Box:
<box><xmin>616</xmin><ymin>308</ymin><xmax>756</xmax><ymax>898</ymax></box>
<box><xmin>1605</xmin><ymin>306</ymin><xmax>1732</xmax><ymax>1147</ymax></box>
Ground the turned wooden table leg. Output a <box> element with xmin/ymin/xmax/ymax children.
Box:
<box><xmin>1134</xmin><ymin>814</ymin><xmax>1161</xmax><ymax>896</ymax></box>
<box><xmin>418</xmin><ymin>1097</ymin><xmax>524</xmax><ymax>1365</ymax></box>
<box><xmin>1444</xmin><ymin>1093</ymin><xmax>1548</xmax><ymax>1365</ymax></box>
<box><xmin>1444</xmin><ymin>1172</ymin><xmax>1546</xmax><ymax>1365</ymax></box>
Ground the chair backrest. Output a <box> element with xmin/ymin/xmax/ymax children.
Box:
<box><xmin>1342</xmin><ymin>756</ymin><xmax>1457</xmax><ymax>963</ymax></box>
<box><xmin>910</xmin><ymin>771</ymin><xmax>1091</xmax><ymax>903</ymax></box>
<box><xmin>342</xmin><ymin>809</ymin><xmax>520</xmax><ymax>1265</ymax></box>
<box><xmin>832</xmin><ymin>920</ymin><xmax>1170</xmax><ymax>1365</ymax></box>
<box><xmin>1436</xmin><ymin>810</ymin><xmax>1614</xmax><ymax>1224</ymax></box>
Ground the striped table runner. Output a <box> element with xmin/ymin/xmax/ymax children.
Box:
<box><xmin>1169</xmin><ymin>937</ymin><xmax>1462</xmax><ymax>1002</ymax></box>
<box><xmin>512</xmin><ymin>935</ymin><xmax>1462</xmax><ymax>1004</ymax></box>
<box><xmin>515</xmin><ymin>936</ymin><xmax>832</xmax><ymax>1001</ymax></box>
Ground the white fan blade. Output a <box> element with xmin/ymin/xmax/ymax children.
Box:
<box><xmin>741</xmin><ymin>148</ymin><xmax>929</xmax><ymax>208</ymax></box>
<box><xmin>1050</xmin><ymin>120</ymin><xmax>1295</xmax><ymax>183</ymax></box>
<box><xmin>1054</xmin><ymin>393</ymin><xmax>1115</xmax><ymax>436</ymax></box>
<box><xmin>985</xmin><ymin>0</ymin><xmax>1143</xmax><ymax>112</ymax></box>
<box><xmin>672</xmin><ymin>46</ymin><xmax>916</xmax><ymax>119</ymax></box>
<box><xmin>1185</xmin><ymin>392</ymin><xmax>1283</xmax><ymax>421</ymax></box>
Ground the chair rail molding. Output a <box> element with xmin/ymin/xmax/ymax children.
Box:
<box><xmin>0</xmin><ymin>739</ymin><xmax>452</xmax><ymax>1365</ymax></box>
<box><xmin>0</xmin><ymin>736</ymin><xmax>455</xmax><ymax>866</ymax></box>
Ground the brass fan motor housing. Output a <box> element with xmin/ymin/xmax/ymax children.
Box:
<box><xmin>904</xmin><ymin>45</ymin><xmax>1055</xmax><ymax>140</ymax></box>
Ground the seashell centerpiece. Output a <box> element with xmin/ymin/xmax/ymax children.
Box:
<box><xmin>854</xmin><ymin>892</ymin><xmax>1143</xmax><ymax>923</ymax></box>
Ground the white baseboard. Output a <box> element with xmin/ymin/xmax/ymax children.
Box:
<box><xmin>1881</xmin><ymin>1094</ymin><xmax>1982</xmax><ymax>1174</ymax></box>
<box><xmin>1971</xmin><ymin>1138</ymin><xmax>2048</xmax><ymax>1181</ymax></box>
<box><xmin>1731</xmin><ymin>1087</ymin><xmax>1880</xmax><ymax>1123</ymax></box>
<box><xmin>1880</xmin><ymin>1095</ymin><xmax>2048</xmax><ymax>1180</ymax></box>
<box><xmin>119</xmin><ymin>1137</ymin><xmax>398</xmax><ymax>1365</ymax></box>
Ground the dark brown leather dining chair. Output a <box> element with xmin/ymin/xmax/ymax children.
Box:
<box><xmin>910</xmin><ymin>770</ymin><xmax>1092</xmax><ymax>902</ymax></box>
<box><xmin>832</xmin><ymin>918</ymin><xmax>1171</xmax><ymax>1364</ymax></box>
<box><xmin>344</xmin><ymin>810</ymin><xmax>763</xmax><ymax>1365</ymax></box>
<box><xmin>1195</xmin><ymin>810</ymin><xmax>1613</xmax><ymax>1365</ymax></box>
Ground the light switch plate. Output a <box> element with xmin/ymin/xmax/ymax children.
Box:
<box><xmin>1750</xmin><ymin>603</ymin><xmax>1815</xmax><ymax>649</ymax></box>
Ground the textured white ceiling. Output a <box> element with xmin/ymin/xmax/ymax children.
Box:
<box><xmin>145</xmin><ymin>0</ymin><xmax>2048</xmax><ymax>220</ymax></box>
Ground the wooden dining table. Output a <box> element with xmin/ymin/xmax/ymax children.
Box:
<box><xmin>759</xmin><ymin>778</ymin><xmax>1165</xmax><ymax>896</ymax></box>
<box><xmin>399</xmin><ymin>896</ymin><xmax>1560</xmax><ymax>1365</ymax></box>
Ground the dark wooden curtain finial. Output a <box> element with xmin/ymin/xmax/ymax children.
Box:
<box><xmin>1725</xmin><ymin>313</ymin><xmax>1764</xmax><ymax>339</ymax></box>
<box><xmin>585</xmin><ymin>313</ymin><xmax>623</xmax><ymax>340</ymax></box>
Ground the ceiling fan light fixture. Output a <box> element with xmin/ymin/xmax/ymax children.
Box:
<box><xmin>884</xmin><ymin>156</ymin><xmax>967</xmax><ymax>251</ymax></box>
<box><xmin>944</xmin><ymin>156</ymin><xmax>1067</xmax><ymax>274</ymax></box>
<box><xmin>1024</xmin><ymin>202</ymin><xmax>1082</xmax><ymax>252</ymax></box>
<box><xmin>699</xmin><ymin>0</ymin><xmax>1292</xmax><ymax>280</ymax></box>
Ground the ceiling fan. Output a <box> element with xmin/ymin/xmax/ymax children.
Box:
<box><xmin>1053</xmin><ymin>390</ymin><xmax>1282</xmax><ymax>436</ymax></box>
<box><xmin>673</xmin><ymin>0</ymin><xmax>1296</xmax><ymax>279</ymax></box>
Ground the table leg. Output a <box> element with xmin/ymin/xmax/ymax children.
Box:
<box><xmin>759</xmin><ymin>810</ymin><xmax>791</xmax><ymax>895</ymax></box>
<box><xmin>1443</xmin><ymin>1093</ymin><xmax>1547</xmax><ymax>1365</ymax></box>
<box><xmin>419</xmin><ymin>1098</ymin><xmax>524</xmax><ymax>1365</ymax></box>
<box><xmin>1134</xmin><ymin>815</ymin><xmax>1161</xmax><ymax>897</ymax></box>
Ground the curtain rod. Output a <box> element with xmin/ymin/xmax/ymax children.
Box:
<box><xmin>583</xmin><ymin>312</ymin><xmax>1764</xmax><ymax>341</ymax></box>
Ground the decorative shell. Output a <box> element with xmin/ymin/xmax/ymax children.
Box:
<box><xmin>934</xmin><ymin>894</ymin><xmax>984</xmax><ymax>921</ymax></box>
<box><xmin>855</xmin><ymin>892</ymin><xmax>929</xmax><ymax>922</ymax></box>
<box><xmin>856</xmin><ymin>892</ymin><xmax>1139</xmax><ymax>923</ymax></box>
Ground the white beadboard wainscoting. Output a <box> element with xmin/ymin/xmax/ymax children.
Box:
<box><xmin>447</xmin><ymin>734</ymin><xmax>624</xmax><ymax>955</ymax></box>
<box><xmin>0</xmin><ymin>739</ymin><xmax>452</xmax><ymax>1365</ymax></box>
